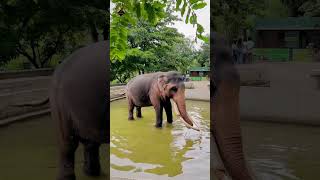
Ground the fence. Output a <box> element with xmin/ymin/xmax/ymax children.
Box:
<box><xmin>190</xmin><ymin>76</ymin><xmax>208</xmax><ymax>81</ymax></box>
<box><xmin>253</xmin><ymin>48</ymin><xmax>314</xmax><ymax>62</ymax></box>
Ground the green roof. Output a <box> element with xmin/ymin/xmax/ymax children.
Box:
<box><xmin>189</xmin><ymin>67</ymin><xmax>209</xmax><ymax>71</ymax></box>
<box><xmin>255</xmin><ymin>17</ymin><xmax>320</xmax><ymax>30</ymax></box>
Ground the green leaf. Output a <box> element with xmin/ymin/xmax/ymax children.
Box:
<box><xmin>176</xmin><ymin>0</ymin><xmax>182</xmax><ymax>10</ymax></box>
<box><xmin>185</xmin><ymin>8</ymin><xmax>191</xmax><ymax>23</ymax></box>
<box><xmin>135</xmin><ymin>2</ymin><xmax>141</xmax><ymax>18</ymax></box>
<box><xmin>190</xmin><ymin>13</ymin><xmax>197</xmax><ymax>26</ymax></box>
<box><xmin>197</xmin><ymin>34</ymin><xmax>209</xmax><ymax>43</ymax></box>
<box><xmin>181</xmin><ymin>0</ymin><xmax>187</xmax><ymax>16</ymax></box>
<box><xmin>197</xmin><ymin>23</ymin><xmax>204</xmax><ymax>33</ymax></box>
<box><xmin>192</xmin><ymin>2</ymin><xmax>207</xmax><ymax>10</ymax></box>
<box><xmin>189</xmin><ymin>0</ymin><xmax>200</xmax><ymax>5</ymax></box>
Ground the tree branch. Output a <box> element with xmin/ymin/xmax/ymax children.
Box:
<box><xmin>17</xmin><ymin>45</ymin><xmax>39</xmax><ymax>68</ymax></box>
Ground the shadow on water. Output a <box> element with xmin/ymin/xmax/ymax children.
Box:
<box><xmin>110</xmin><ymin>99</ymin><xmax>210</xmax><ymax>180</ymax></box>
<box><xmin>0</xmin><ymin>116</ymin><xmax>108</xmax><ymax>180</ymax></box>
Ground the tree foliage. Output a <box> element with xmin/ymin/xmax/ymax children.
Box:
<box><xmin>280</xmin><ymin>0</ymin><xmax>305</xmax><ymax>16</ymax></box>
<box><xmin>299</xmin><ymin>0</ymin><xmax>320</xmax><ymax>16</ymax></box>
<box><xmin>110</xmin><ymin>0</ymin><xmax>208</xmax><ymax>61</ymax></box>
<box><xmin>278</xmin><ymin>0</ymin><xmax>320</xmax><ymax>17</ymax></box>
<box><xmin>0</xmin><ymin>0</ymin><xmax>109</xmax><ymax>68</ymax></box>
<box><xmin>195</xmin><ymin>37</ymin><xmax>209</xmax><ymax>67</ymax></box>
<box><xmin>211</xmin><ymin>0</ymin><xmax>265</xmax><ymax>41</ymax></box>
<box><xmin>111</xmin><ymin>17</ymin><xmax>203</xmax><ymax>83</ymax></box>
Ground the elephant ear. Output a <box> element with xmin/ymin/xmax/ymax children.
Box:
<box><xmin>157</xmin><ymin>74</ymin><xmax>168</xmax><ymax>95</ymax></box>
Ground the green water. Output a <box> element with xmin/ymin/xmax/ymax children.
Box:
<box><xmin>243</xmin><ymin>121</ymin><xmax>320</xmax><ymax>180</ymax></box>
<box><xmin>110</xmin><ymin>99</ymin><xmax>210</xmax><ymax>180</ymax></box>
<box><xmin>0</xmin><ymin>117</ymin><xmax>108</xmax><ymax>180</ymax></box>
<box><xmin>1</xmin><ymin>100</ymin><xmax>320</xmax><ymax>179</ymax></box>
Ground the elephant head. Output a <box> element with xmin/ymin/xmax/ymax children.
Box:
<box><xmin>211</xmin><ymin>32</ymin><xmax>254</xmax><ymax>180</ymax></box>
<box><xmin>157</xmin><ymin>71</ymin><xmax>194</xmax><ymax>127</ymax></box>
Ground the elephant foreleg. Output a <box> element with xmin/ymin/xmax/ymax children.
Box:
<box><xmin>150</xmin><ymin>95</ymin><xmax>163</xmax><ymax>127</ymax></box>
<box><xmin>136</xmin><ymin>106</ymin><xmax>142</xmax><ymax>118</ymax></box>
<box><xmin>82</xmin><ymin>140</ymin><xmax>101</xmax><ymax>176</ymax></box>
<box><xmin>164</xmin><ymin>99</ymin><xmax>173</xmax><ymax>123</ymax></box>
<box><xmin>155</xmin><ymin>104</ymin><xmax>163</xmax><ymax>128</ymax></box>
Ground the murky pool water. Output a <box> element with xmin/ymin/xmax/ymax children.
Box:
<box><xmin>0</xmin><ymin>100</ymin><xmax>319</xmax><ymax>180</ymax></box>
<box><xmin>0</xmin><ymin>116</ymin><xmax>108</xmax><ymax>180</ymax></box>
<box><xmin>110</xmin><ymin>99</ymin><xmax>210</xmax><ymax>180</ymax></box>
<box><xmin>243</xmin><ymin>121</ymin><xmax>320</xmax><ymax>180</ymax></box>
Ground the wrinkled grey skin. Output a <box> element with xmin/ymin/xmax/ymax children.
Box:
<box><xmin>211</xmin><ymin>32</ymin><xmax>254</xmax><ymax>180</ymax></box>
<box><xmin>126</xmin><ymin>71</ymin><xmax>194</xmax><ymax>128</ymax></box>
<box><xmin>50</xmin><ymin>41</ymin><xmax>109</xmax><ymax>180</ymax></box>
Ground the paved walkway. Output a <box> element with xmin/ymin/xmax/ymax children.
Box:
<box><xmin>185</xmin><ymin>81</ymin><xmax>210</xmax><ymax>101</ymax></box>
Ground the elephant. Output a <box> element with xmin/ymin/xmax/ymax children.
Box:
<box><xmin>49</xmin><ymin>41</ymin><xmax>109</xmax><ymax>180</ymax></box>
<box><xmin>126</xmin><ymin>71</ymin><xmax>194</xmax><ymax>128</ymax></box>
<box><xmin>211</xmin><ymin>32</ymin><xmax>255</xmax><ymax>180</ymax></box>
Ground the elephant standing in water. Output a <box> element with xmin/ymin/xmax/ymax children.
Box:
<box><xmin>211</xmin><ymin>32</ymin><xmax>255</xmax><ymax>180</ymax></box>
<box><xmin>50</xmin><ymin>41</ymin><xmax>109</xmax><ymax>180</ymax></box>
<box><xmin>126</xmin><ymin>71</ymin><xmax>194</xmax><ymax>128</ymax></box>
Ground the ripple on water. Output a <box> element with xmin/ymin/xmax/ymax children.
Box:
<box><xmin>110</xmin><ymin>99</ymin><xmax>210</xmax><ymax>180</ymax></box>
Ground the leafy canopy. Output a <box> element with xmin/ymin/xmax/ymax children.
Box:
<box><xmin>111</xmin><ymin>15</ymin><xmax>203</xmax><ymax>83</ymax></box>
<box><xmin>110</xmin><ymin>0</ymin><xmax>208</xmax><ymax>61</ymax></box>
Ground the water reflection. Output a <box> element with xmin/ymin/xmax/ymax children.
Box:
<box><xmin>110</xmin><ymin>99</ymin><xmax>210</xmax><ymax>179</ymax></box>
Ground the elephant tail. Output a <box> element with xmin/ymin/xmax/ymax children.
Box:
<box><xmin>10</xmin><ymin>97</ymin><xmax>49</xmax><ymax>107</ymax></box>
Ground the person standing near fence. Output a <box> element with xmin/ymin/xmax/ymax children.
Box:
<box><xmin>231</xmin><ymin>39</ymin><xmax>238</xmax><ymax>64</ymax></box>
<box><xmin>245</xmin><ymin>37</ymin><xmax>255</xmax><ymax>64</ymax></box>
<box><xmin>235</xmin><ymin>38</ymin><xmax>245</xmax><ymax>64</ymax></box>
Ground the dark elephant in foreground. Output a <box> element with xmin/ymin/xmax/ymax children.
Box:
<box><xmin>211</xmin><ymin>32</ymin><xmax>255</xmax><ymax>180</ymax></box>
<box><xmin>126</xmin><ymin>71</ymin><xmax>195</xmax><ymax>129</ymax></box>
<box><xmin>50</xmin><ymin>41</ymin><xmax>109</xmax><ymax>180</ymax></box>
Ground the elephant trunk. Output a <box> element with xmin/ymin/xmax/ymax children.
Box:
<box><xmin>212</xmin><ymin>63</ymin><xmax>253</xmax><ymax>180</ymax></box>
<box><xmin>172</xmin><ymin>88</ymin><xmax>194</xmax><ymax>127</ymax></box>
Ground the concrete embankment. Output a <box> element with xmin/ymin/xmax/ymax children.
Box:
<box><xmin>0</xmin><ymin>70</ymin><xmax>52</xmax><ymax>126</ymax></box>
<box><xmin>238</xmin><ymin>62</ymin><xmax>320</xmax><ymax>125</ymax></box>
<box><xmin>0</xmin><ymin>68</ymin><xmax>124</xmax><ymax>126</ymax></box>
<box><xmin>2</xmin><ymin>62</ymin><xmax>320</xmax><ymax>126</ymax></box>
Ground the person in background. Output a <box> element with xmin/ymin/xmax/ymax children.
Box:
<box><xmin>245</xmin><ymin>37</ymin><xmax>255</xmax><ymax>64</ymax></box>
<box><xmin>231</xmin><ymin>39</ymin><xmax>237</xmax><ymax>64</ymax></box>
<box><xmin>235</xmin><ymin>38</ymin><xmax>245</xmax><ymax>64</ymax></box>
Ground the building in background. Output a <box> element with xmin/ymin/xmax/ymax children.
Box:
<box><xmin>254</xmin><ymin>17</ymin><xmax>320</xmax><ymax>49</ymax></box>
<box><xmin>187</xmin><ymin>67</ymin><xmax>209</xmax><ymax>81</ymax></box>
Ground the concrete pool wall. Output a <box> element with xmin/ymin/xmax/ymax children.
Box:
<box><xmin>238</xmin><ymin>62</ymin><xmax>320</xmax><ymax>125</ymax></box>
<box><xmin>1</xmin><ymin>62</ymin><xmax>320</xmax><ymax>126</ymax></box>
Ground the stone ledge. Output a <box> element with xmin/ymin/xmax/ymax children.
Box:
<box><xmin>0</xmin><ymin>109</ymin><xmax>50</xmax><ymax>127</ymax></box>
<box><xmin>0</xmin><ymin>68</ymin><xmax>53</xmax><ymax>80</ymax></box>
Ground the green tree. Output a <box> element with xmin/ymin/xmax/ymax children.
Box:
<box><xmin>110</xmin><ymin>0</ymin><xmax>208</xmax><ymax>61</ymax></box>
<box><xmin>299</xmin><ymin>0</ymin><xmax>320</xmax><ymax>16</ymax></box>
<box><xmin>0</xmin><ymin>0</ymin><xmax>108</xmax><ymax>68</ymax></box>
<box><xmin>196</xmin><ymin>38</ymin><xmax>209</xmax><ymax>67</ymax></box>
<box><xmin>280</xmin><ymin>0</ymin><xmax>305</xmax><ymax>16</ymax></box>
<box><xmin>111</xmin><ymin>16</ymin><xmax>199</xmax><ymax>83</ymax></box>
<box><xmin>211</xmin><ymin>0</ymin><xmax>265</xmax><ymax>41</ymax></box>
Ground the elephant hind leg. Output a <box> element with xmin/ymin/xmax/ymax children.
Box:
<box><xmin>57</xmin><ymin>133</ymin><xmax>79</xmax><ymax>180</ymax></box>
<box><xmin>136</xmin><ymin>106</ymin><xmax>142</xmax><ymax>118</ymax></box>
<box><xmin>128</xmin><ymin>97</ymin><xmax>135</xmax><ymax>120</ymax></box>
<box><xmin>51</xmin><ymin>99</ymin><xmax>78</xmax><ymax>180</ymax></box>
<box><xmin>81</xmin><ymin>139</ymin><xmax>101</xmax><ymax>177</ymax></box>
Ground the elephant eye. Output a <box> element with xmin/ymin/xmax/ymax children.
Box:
<box><xmin>170</xmin><ymin>87</ymin><xmax>178</xmax><ymax>92</ymax></box>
